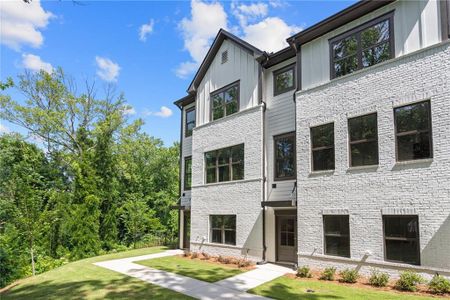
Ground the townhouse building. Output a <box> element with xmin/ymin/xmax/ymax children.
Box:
<box><xmin>174</xmin><ymin>0</ymin><xmax>450</xmax><ymax>278</ymax></box>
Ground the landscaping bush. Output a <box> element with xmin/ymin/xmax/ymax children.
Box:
<box><xmin>238</xmin><ymin>259</ymin><xmax>252</xmax><ymax>268</ymax></box>
<box><xmin>428</xmin><ymin>274</ymin><xmax>450</xmax><ymax>294</ymax></box>
<box><xmin>297</xmin><ymin>266</ymin><xmax>312</xmax><ymax>278</ymax></box>
<box><xmin>320</xmin><ymin>267</ymin><xmax>336</xmax><ymax>281</ymax></box>
<box><xmin>339</xmin><ymin>268</ymin><xmax>359</xmax><ymax>283</ymax></box>
<box><xmin>395</xmin><ymin>271</ymin><xmax>425</xmax><ymax>292</ymax></box>
<box><xmin>368</xmin><ymin>269</ymin><xmax>390</xmax><ymax>287</ymax></box>
<box><xmin>191</xmin><ymin>252</ymin><xmax>199</xmax><ymax>259</ymax></box>
<box><xmin>183</xmin><ymin>251</ymin><xmax>191</xmax><ymax>257</ymax></box>
<box><xmin>201</xmin><ymin>252</ymin><xmax>210</xmax><ymax>260</ymax></box>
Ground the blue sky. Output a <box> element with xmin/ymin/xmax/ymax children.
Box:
<box><xmin>1</xmin><ymin>0</ymin><xmax>356</xmax><ymax>146</ymax></box>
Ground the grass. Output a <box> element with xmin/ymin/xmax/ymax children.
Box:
<box><xmin>136</xmin><ymin>255</ymin><xmax>246</xmax><ymax>283</ymax></box>
<box><xmin>1</xmin><ymin>247</ymin><xmax>193</xmax><ymax>300</ymax></box>
<box><xmin>249</xmin><ymin>275</ymin><xmax>439</xmax><ymax>300</ymax></box>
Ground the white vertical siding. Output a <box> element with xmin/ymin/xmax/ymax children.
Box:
<box><xmin>196</xmin><ymin>39</ymin><xmax>259</xmax><ymax>126</ymax></box>
<box><xmin>263</xmin><ymin>58</ymin><xmax>297</xmax><ymax>203</ymax></box>
<box><xmin>302</xmin><ymin>0</ymin><xmax>442</xmax><ymax>90</ymax></box>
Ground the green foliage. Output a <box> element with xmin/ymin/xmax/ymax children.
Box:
<box><xmin>0</xmin><ymin>69</ymin><xmax>180</xmax><ymax>287</ymax></box>
<box><xmin>319</xmin><ymin>267</ymin><xmax>336</xmax><ymax>281</ymax></box>
<box><xmin>395</xmin><ymin>271</ymin><xmax>425</xmax><ymax>292</ymax></box>
<box><xmin>428</xmin><ymin>274</ymin><xmax>450</xmax><ymax>294</ymax></box>
<box><xmin>339</xmin><ymin>268</ymin><xmax>359</xmax><ymax>283</ymax></box>
<box><xmin>296</xmin><ymin>266</ymin><xmax>312</xmax><ymax>278</ymax></box>
<box><xmin>368</xmin><ymin>269</ymin><xmax>390</xmax><ymax>287</ymax></box>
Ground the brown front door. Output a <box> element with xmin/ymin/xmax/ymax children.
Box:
<box><xmin>183</xmin><ymin>211</ymin><xmax>190</xmax><ymax>249</ymax></box>
<box><xmin>276</xmin><ymin>215</ymin><xmax>297</xmax><ymax>263</ymax></box>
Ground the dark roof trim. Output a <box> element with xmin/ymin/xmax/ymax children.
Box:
<box><xmin>174</xmin><ymin>94</ymin><xmax>195</xmax><ymax>109</ymax></box>
<box><xmin>287</xmin><ymin>0</ymin><xmax>395</xmax><ymax>46</ymax></box>
<box><xmin>262</xmin><ymin>47</ymin><xmax>296</xmax><ymax>69</ymax></box>
<box><xmin>187</xmin><ymin>29</ymin><xmax>263</xmax><ymax>93</ymax></box>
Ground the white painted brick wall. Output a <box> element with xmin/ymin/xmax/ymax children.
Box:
<box><xmin>296</xmin><ymin>41</ymin><xmax>450</xmax><ymax>276</ymax></box>
<box><xmin>189</xmin><ymin>106</ymin><xmax>264</xmax><ymax>261</ymax></box>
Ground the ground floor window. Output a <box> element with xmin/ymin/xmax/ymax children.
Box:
<box><xmin>323</xmin><ymin>215</ymin><xmax>350</xmax><ymax>258</ymax></box>
<box><xmin>210</xmin><ymin>215</ymin><xmax>236</xmax><ymax>245</ymax></box>
<box><xmin>383</xmin><ymin>215</ymin><xmax>420</xmax><ymax>265</ymax></box>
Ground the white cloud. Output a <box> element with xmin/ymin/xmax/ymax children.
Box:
<box><xmin>22</xmin><ymin>53</ymin><xmax>53</xmax><ymax>73</ymax></box>
<box><xmin>144</xmin><ymin>106</ymin><xmax>173</xmax><ymax>118</ymax></box>
<box><xmin>176</xmin><ymin>0</ymin><xmax>228</xmax><ymax>78</ymax></box>
<box><xmin>139</xmin><ymin>19</ymin><xmax>154</xmax><ymax>42</ymax></box>
<box><xmin>0</xmin><ymin>124</ymin><xmax>10</xmax><ymax>134</ymax></box>
<box><xmin>95</xmin><ymin>56</ymin><xmax>120</xmax><ymax>82</ymax></box>
<box><xmin>0</xmin><ymin>0</ymin><xmax>53</xmax><ymax>50</ymax></box>
<box><xmin>241</xmin><ymin>17</ymin><xmax>302</xmax><ymax>53</ymax></box>
<box><xmin>232</xmin><ymin>2</ymin><xmax>268</xmax><ymax>27</ymax></box>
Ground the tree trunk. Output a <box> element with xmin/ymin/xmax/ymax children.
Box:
<box><xmin>30</xmin><ymin>245</ymin><xmax>36</xmax><ymax>276</ymax></box>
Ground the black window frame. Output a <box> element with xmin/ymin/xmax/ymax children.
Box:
<box><xmin>329</xmin><ymin>11</ymin><xmax>395</xmax><ymax>79</ymax></box>
<box><xmin>210</xmin><ymin>215</ymin><xmax>236</xmax><ymax>245</ymax></box>
<box><xmin>323</xmin><ymin>215</ymin><xmax>350</xmax><ymax>258</ymax></box>
<box><xmin>185</xmin><ymin>107</ymin><xmax>196</xmax><ymax>138</ymax></box>
<box><xmin>348</xmin><ymin>113</ymin><xmax>379</xmax><ymax>167</ymax></box>
<box><xmin>310</xmin><ymin>123</ymin><xmax>335</xmax><ymax>172</ymax></box>
<box><xmin>210</xmin><ymin>81</ymin><xmax>240</xmax><ymax>122</ymax></box>
<box><xmin>205</xmin><ymin>144</ymin><xmax>244</xmax><ymax>184</ymax></box>
<box><xmin>184</xmin><ymin>156</ymin><xmax>192</xmax><ymax>191</ymax></box>
<box><xmin>273</xmin><ymin>63</ymin><xmax>296</xmax><ymax>96</ymax></box>
<box><xmin>274</xmin><ymin>131</ymin><xmax>296</xmax><ymax>181</ymax></box>
<box><xmin>383</xmin><ymin>215</ymin><xmax>421</xmax><ymax>265</ymax></box>
<box><xmin>394</xmin><ymin>100</ymin><xmax>433</xmax><ymax>162</ymax></box>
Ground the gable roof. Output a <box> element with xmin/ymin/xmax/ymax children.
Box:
<box><xmin>187</xmin><ymin>29</ymin><xmax>263</xmax><ymax>93</ymax></box>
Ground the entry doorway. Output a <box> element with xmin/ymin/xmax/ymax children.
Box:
<box><xmin>276</xmin><ymin>212</ymin><xmax>297</xmax><ymax>263</ymax></box>
<box><xmin>183</xmin><ymin>210</ymin><xmax>190</xmax><ymax>249</ymax></box>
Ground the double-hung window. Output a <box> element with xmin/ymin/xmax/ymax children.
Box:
<box><xmin>330</xmin><ymin>12</ymin><xmax>394</xmax><ymax>79</ymax></box>
<box><xmin>184</xmin><ymin>156</ymin><xmax>192</xmax><ymax>190</ymax></box>
<box><xmin>274</xmin><ymin>132</ymin><xmax>296</xmax><ymax>180</ymax></box>
<box><xmin>205</xmin><ymin>144</ymin><xmax>244</xmax><ymax>184</ymax></box>
<box><xmin>383</xmin><ymin>215</ymin><xmax>420</xmax><ymax>265</ymax></box>
<box><xmin>394</xmin><ymin>101</ymin><xmax>432</xmax><ymax>161</ymax></box>
<box><xmin>323</xmin><ymin>215</ymin><xmax>350</xmax><ymax>258</ymax></box>
<box><xmin>211</xmin><ymin>82</ymin><xmax>239</xmax><ymax>121</ymax></box>
<box><xmin>311</xmin><ymin>123</ymin><xmax>335</xmax><ymax>171</ymax></box>
<box><xmin>185</xmin><ymin>107</ymin><xmax>196</xmax><ymax>137</ymax></box>
<box><xmin>348</xmin><ymin>113</ymin><xmax>378</xmax><ymax>167</ymax></box>
<box><xmin>210</xmin><ymin>215</ymin><xmax>236</xmax><ymax>245</ymax></box>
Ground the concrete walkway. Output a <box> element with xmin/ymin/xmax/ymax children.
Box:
<box><xmin>94</xmin><ymin>249</ymin><xmax>294</xmax><ymax>300</ymax></box>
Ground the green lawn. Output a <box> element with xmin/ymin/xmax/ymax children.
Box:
<box><xmin>136</xmin><ymin>255</ymin><xmax>246</xmax><ymax>283</ymax></box>
<box><xmin>249</xmin><ymin>276</ymin><xmax>438</xmax><ymax>300</ymax></box>
<box><xmin>1</xmin><ymin>247</ymin><xmax>193</xmax><ymax>300</ymax></box>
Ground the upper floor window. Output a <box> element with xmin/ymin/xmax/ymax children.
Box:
<box><xmin>273</xmin><ymin>64</ymin><xmax>295</xmax><ymax>96</ymax></box>
<box><xmin>185</xmin><ymin>107</ymin><xmax>196</xmax><ymax>137</ymax></box>
<box><xmin>210</xmin><ymin>215</ymin><xmax>236</xmax><ymax>245</ymax></box>
<box><xmin>205</xmin><ymin>144</ymin><xmax>244</xmax><ymax>184</ymax></box>
<box><xmin>211</xmin><ymin>82</ymin><xmax>239</xmax><ymax>121</ymax></box>
<box><xmin>274</xmin><ymin>132</ymin><xmax>296</xmax><ymax>180</ymax></box>
<box><xmin>184</xmin><ymin>156</ymin><xmax>192</xmax><ymax>191</ymax></box>
<box><xmin>394</xmin><ymin>101</ymin><xmax>432</xmax><ymax>162</ymax></box>
<box><xmin>330</xmin><ymin>12</ymin><xmax>394</xmax><ymax>79</ymax></box>
<box><xmin>348</xmin><ymin>113</ymin><xmax>378</xmax><ymax>167</ymax></box>
<box><xmin>383</xmin><ymin>215</ymin><xmax>420</xmax><ymax>265</ymax></box>
<box><xmin>311</xmin><ymin>123</ymin><xmax>335</xmax><ymax>171</ymax></box>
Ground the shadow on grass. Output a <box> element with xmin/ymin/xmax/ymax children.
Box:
<box><xmin>252</xmin><ymin>282</ymin><xmax>344</xmax><ymax>300</ymax></box>
<box><xmin>1</xmin><ymin>276</ymin><xmax>192</xmax><ymax>300</ymax></box>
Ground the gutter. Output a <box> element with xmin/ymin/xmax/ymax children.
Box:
<box><xmin>176</xmin><ymin>104</ymin><xmax>184</xmax><ymax>249</ymax></box>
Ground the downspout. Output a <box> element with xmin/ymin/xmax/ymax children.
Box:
<box><xmin>177</xmin><ymin>103</ymin><xmax>184</xmax><ymax>249</ymax></box>
<box><xmin>257</xmin><ymin>53</ymin><xmax>269</xmax><ymax>263</ymax></box>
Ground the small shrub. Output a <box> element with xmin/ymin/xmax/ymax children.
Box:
<box><xmin>428</xmin><ymin>274</ymin><xmax>450</xmax><ymax>295</ymax></box>
<box><xmin>201</xmin><ymin>252</ymin><xmax>210</xmax><ymax>260</ymax></box>
<box><xmin>217</xmin><ymin>255</ymin><xmax>227</xmax><ymax>264</ymax></box>
<box><xmin>191</xmin><ymin>252</ymin><xmax>199</xmax><ymax>259</ymax></box>
<box><xmin>297</xmin><ymin>266</ymin><xmax>312</xmax><ymax>278</ymax></box>
<box><xmin>339</xmin><ymin>268</ymin><xmax>359</xmax><ymax>283</ymax></box>
<box><xmin>395</xmin><ymin>271</ymin><xmax>425</xmax><ymax>292</ymax></box>
<box><xmin>183</xmin><ymin>251</ymin><xmax>191</xmax><ymax>257</ymax></box>
<box><xmin>238</xmin><ymin>259</ymin><xmax>252</xmax><ymax>268</ymax></box>
<box><xmin>368</xmin><ymin>269</ymin><xmax>390</xmax><ymax>287</ymax></box>
<box><xmin>320</xmin><ymin>267</ymin><xmax>336</xmax><ymax>281</ymax></box>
